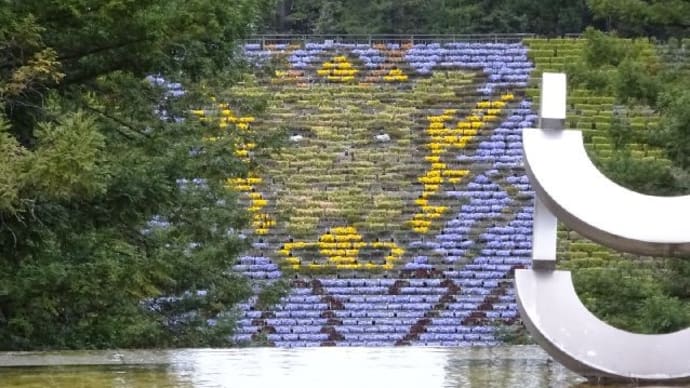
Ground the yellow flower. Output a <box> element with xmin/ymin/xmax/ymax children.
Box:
<box><xmin>442</xmin><ymin>169</ymin><xmax>469</xmax><ymax>177</ymax></box>
<box><xmin>427</xmin><ymin>115</ymin><xmax>446</xmax><ymax>123</ymax></box>
<box><xmin>292</xmin><ymin>241</ymin><xmax>308</xmax><ymax>249</ymax></box>
<box><xmin>231</xmin><ymin>184</ymin><xmax>252</xmax><ymax>191</ymax></box>
<box><xmin>319</xmin><ymin>242</ymin><xmax>337</xmax><ymax>249</ymax></box>
<box><xmin>418</xmin><ymin>176</ymin><xmax>442</xmax><ymax>185</ymax></box>
<box><xmin>408</xmin><ymin>219</ymin><xmax>432</xmax><ymax>228</ymax></box>
<box><xmin>390</xmin><ymin>248</ymin><xmax>405</xmax><ymax>257</ymax></box>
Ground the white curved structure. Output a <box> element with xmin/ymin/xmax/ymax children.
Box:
<box><xmin>515</xmin><ymin>270</ymin><xmax>690</xmax><ymax>383</ymax></box>
<box><xmin>515</xmin><ymin>73</ymin><xmax>690</xmax><ymax>384</ymax></box>
<box><xmin>522</xmin><ymin>128</ymin><xmax>690</xmax><ymax>257</ymax></box>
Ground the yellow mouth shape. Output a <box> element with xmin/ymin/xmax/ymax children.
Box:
<box><xmin>278</xmin><ymin>226</ymin><xmax>405</xmax><ymax>270</ymax></box>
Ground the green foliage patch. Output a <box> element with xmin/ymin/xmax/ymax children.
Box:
<box><xmin>0</xmin><ymin>0</ymin><xmax>272</xmax><ymax>350</ymax></box>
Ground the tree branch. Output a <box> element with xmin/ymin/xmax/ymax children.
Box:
<box><xmin>61</xmin><ymin>58</ymin><xmax>134</xmax><ymax>86</ymax></box>
<box><xmin>57</xmin><ymin>37</ymin><xmax>152</xmax><ymax>63</ymax></box>
<box><xmin>81</xmin><ymin>104</ymin><xmax>151</xmax><ymax>140</ymax></box>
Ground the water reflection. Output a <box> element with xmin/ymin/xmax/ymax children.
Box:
<box><xmin>1</xmin><ymin>346</ymin><xmax>685</xmax><ymax>387</ymax></box>
<box><xmin>443</xmin><ymin>350</ymin><xmax>573</xmax><ymax>387</ymax></box>
<box><xmin>173</xmin><ymin>347</ymin><xmax>449</xmax><ymax>388</ymax></box>
<box><xmin>0</xmin><ymin>365</ymin><xmax>187</xmax><ymax>388</ymax></box>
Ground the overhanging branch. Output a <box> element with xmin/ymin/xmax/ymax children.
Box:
<box><xmin>81</xmin><ymin>104</ymin><xmax>151</xmax><ymax>140</ymax></box>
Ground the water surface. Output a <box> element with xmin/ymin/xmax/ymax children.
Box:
<box><xmin>0</xmin><ymin>345</ymin><xmax>678</xmax><ymax>387</ymax></box>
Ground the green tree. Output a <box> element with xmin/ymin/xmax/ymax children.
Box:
<box><xmin>270</xmin><ymin>0</ymin><xmax>323</xmax><ymax>34</ymax></box>
<box><xmin>0</xmin><ymin>0</ymin><xmax>273</xmax><ymax>350</ymax></box>
<box><xmin>516</xmin><ymin>0</ymin><xmax>589</xmax><ymax>36</ymax></box>
<box><xmin>588</xmin><ymin>0</ymin><xmax>690</xmax><ymax>38</ymax></box>
<box><xmin>567</xmin><ymin>259</ymin><xmax>689</xmax><ymax>334</ymax></box>
<box><xmin>258</xmin><ymin>0</ymin><xmax>590</xmax><ymax>35</ymax></box>
<box><xmin>655</xmin><ymin>88</ymin><xmax>690</xmax><ymax>170</ymax></box>
<box><xmin>600</xmin><ymin>152</ymin><xmax>678</xmax><ymax>195</ymax></box>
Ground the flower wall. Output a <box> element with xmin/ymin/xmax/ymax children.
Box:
<box><xmin>227</xmin><ymin>39</ymin><xmax>538</xmax><ymax>347</ymax></box>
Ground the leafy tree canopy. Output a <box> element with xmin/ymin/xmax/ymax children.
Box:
<box><xmin>260</xmin><ymin>0</ymin><xmax>590</xmax><ymax>36</ymax></box>
<box><xmin>0</xmin><ymin>0</ymin><xmax>274</xmax><ymax>350</ymax></box>
<box><xmin>587</xmin><ymin>0</ymin><xmax>690</xmax><ymax>38</ymax></box>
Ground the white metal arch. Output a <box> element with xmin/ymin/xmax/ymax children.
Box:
<box><xmin>515</xmin><ymin>72</ymin><xmax>690</xmax><ymax>384</ymax></box>
<box><xmin>515</xmin><ymin>270</ymin><xmax>690</xmax><ymax>383</ymax></box>
<box><xmin>522</xmin><ymin>128</ymin><xmax>690</xmax><ymax>257</ymax></box>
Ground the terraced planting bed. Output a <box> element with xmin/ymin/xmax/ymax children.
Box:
<box><xmin>523</xmin><ymin>38</ymin><xmax>667</xmax><ymax>162</ymax></box>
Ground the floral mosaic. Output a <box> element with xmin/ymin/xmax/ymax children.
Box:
<box><xmin>226</xmin><ymin>39</ymin><xmax>537</xmax><ymax>347</ymax></box>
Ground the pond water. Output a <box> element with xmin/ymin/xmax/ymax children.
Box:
<box><xmin>0</xmin><ymin>345</ymin><xmax>683</xmax><ymax>387</ymax></box>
